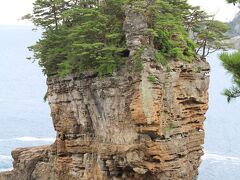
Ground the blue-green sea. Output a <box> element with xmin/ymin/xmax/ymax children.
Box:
<box><xmin>0</xmin><ymin>26</ymin><xmax>55</xmax><ymax>171</ymax></box>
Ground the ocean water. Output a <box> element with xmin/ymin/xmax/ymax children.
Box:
<box><xmin>198</xmin><ymin>52</ymin><xmax>240</xmax><ymax>180</ymax></box>
<box><xmin>0</xmin><ymin>26</ymin><xmax>55</xmax><ymax>171</ymax></box>
<box><xmin>0</xmin><ymin>26</ymin><xmax>240</xmax><ymax>179</ymax></box>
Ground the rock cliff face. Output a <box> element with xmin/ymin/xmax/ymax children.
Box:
<box><xmin>228</xmin><ymin>12</ymin><xmax>240</xmax><ymax>38</ymax></box>
<box><xmin>0</xmin><ymin>2</ymin><xmax>210</xmax><ymax>180</ymax></box>
<box><xmin>226</xmin><ymin>13</ymin><xmax>240</xmax><ymax>50</ymax></box>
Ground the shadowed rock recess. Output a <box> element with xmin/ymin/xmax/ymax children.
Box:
<box><xmin>0</xmin><ymin>2</ymin><xmax>210</xmax><ymax>180</ymax></box>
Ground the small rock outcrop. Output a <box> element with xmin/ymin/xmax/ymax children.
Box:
<box><xmin>226</xmin><ymin>12</ymin><xmax>240</xmax><ymax>50</ymax></box>
<box><xmin>0</xmin><ymin>2</ymin><xmax>210</xmax><ymax>180</ymax></box>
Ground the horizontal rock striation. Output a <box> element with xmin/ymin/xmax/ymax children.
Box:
<box><xmin>0</xmin><ymin>146</ymin><xmax>54</xmax><ymax>180</ymax></box>
<box><xmin>0</xmin><ymin>1</ymin><xmax>210</xmax><ymax>180</ymax></box>
<box><xmin>0</xmin><ymin>58</ymin><xmax>209</xmax><ymax>180</ymax></box>
<box><xmin>46</xmin><ymin>59</ymin><xmax>209</xmax><ymax>180</ymax></box>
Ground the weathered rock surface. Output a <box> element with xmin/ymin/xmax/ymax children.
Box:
<box><xmin>0</xmin><ymin>146</ymin><xmax>54</xmax><ymax>180</ymax></box>
<box><xmin>0</xmin><ymin>59</ymin><xmax>209</xmax><ymax>180</ymax></box>
<box><xmin>225</xmin><ymin>13</ymin><xmax>240</xmax><ymax>50</ymax></box>
<box><xmin>0</xmin><ymin>1</ymin><xmax>210</xmax><ymax>180</ymax></box>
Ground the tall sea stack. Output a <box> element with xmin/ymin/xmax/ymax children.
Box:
<box><xmin>0</xmin><ymin>1</ymin><xmax>210</xmax><ymax>179</ymax></box>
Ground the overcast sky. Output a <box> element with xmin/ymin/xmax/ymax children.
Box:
<box><xmin>0</xmin><ymin>0</ymin><xmax>34</xmax><ymax>25</ymax></box>
<box><xmin>0</xmin><ymin>0</ymin><xmax>239</xmax><ymax>25</ymax></box>
<box><xmin>189</xmin><ymin>0</ymin><xmax>239</xmax><ymax>22</ymax></box>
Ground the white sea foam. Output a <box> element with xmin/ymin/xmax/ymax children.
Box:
<box><xmin>0</xmin><ymin>167</ymin><xmax>13</xmax><ymax>172</ymax></box>
<box><xmin>202</xmin><ymin>152</ymin><xmax>240</xmax><ymax>164</ymax></box>
<box><xmin>0</xmin><ymin>155</ymin><xmax>13</xmax><ymax>171</ymax></box>
<box><xmin>13</xmin><ymin>137</ymin><xmax>55</xmax><ymax>142</ymax></box>
<box><xmin>0</xmin><ymin>155</ymin><xmax>12</xmax><ymax>160</ymax></box>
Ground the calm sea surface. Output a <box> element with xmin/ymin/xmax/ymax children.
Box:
<box><xmin>198</xmin><ymin>51</ymin><xmax>240</xmax><ymax>180</ymax></box>
<box><xmin>0</xmin><ymin>26</ymin><xmax>240</xmax><ymax>179</ymax></box>
<box><xmin>0</xmin><ymin>26</ymin><xmax>55</xmax><ymax>171</ymax></box>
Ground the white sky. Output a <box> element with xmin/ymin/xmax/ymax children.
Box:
<box><xmin>188</xmin><ymin>0</ymin><xmax>239</xmax><ymax>22</ymax></box>
<box><xmin>0</xmin><ymin>0</ymin><xmax>34</xmax><ymax>25</ymax></box>
<box><xmin>0</xmin><ymin>0</ymin><xmax>238</xmax><ymax>25</ymax></box>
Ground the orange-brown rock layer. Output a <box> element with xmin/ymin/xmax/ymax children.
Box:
<box><xmin>0</xmin><ymin>58</ymin><xmax>209</xmax><ymax>180</ymax></box>
<box><xmin>45</xmin><ymin>59</ymin><xmax>209</xmax><ymax>180</ymax></box>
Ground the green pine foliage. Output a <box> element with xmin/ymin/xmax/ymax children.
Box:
<box><xmin>27</xmin><ymin>0</ymin><xmax>214</xmax><ymax>77</ymax></box>
<box><xmin>226</xmin><ymin>0</ymin><xmax>240</xmax><ymax>4</ymax></box>
<box><xmin>147</xmin><ymin>73</ymin><xmax>158</xmax><ymax>84</ymax></box>
<box><xmin>195</xmin><ymin>20</ymin><xmax>229</xmax><ymax>59</ymax></box>
<box><xmin>147</xmin><ymin>0</ymin><xmax>196</xmax><ymax>63</ymax></box>
<box><xmin>220</xmin><ymin>52</ymin><xmax>240</xmax><ymax>101</ymax></box>
<box><xmin>221</xmin><ymin>0</ymin><xmax>240</xmax><ymax>101</ymax></box>
<box><xmin>29</xmin><ymin>0</ymin><xmax>127</xmax><ymax>76</ymax></box>
<box><xmin>132</xmin><ymin>47</ymin><xmax>144</xmax><ymax>72</ymax></box>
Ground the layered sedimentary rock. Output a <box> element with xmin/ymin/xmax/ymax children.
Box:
<box><xmin>0</xmin><ymin>146</ymin><xmax>54</xmax><ymax>180</ymax></box>
<box><xmin>0</xmin><ymin>2</ymin><xmax>210</xmax><ymax>180</ymax></box>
